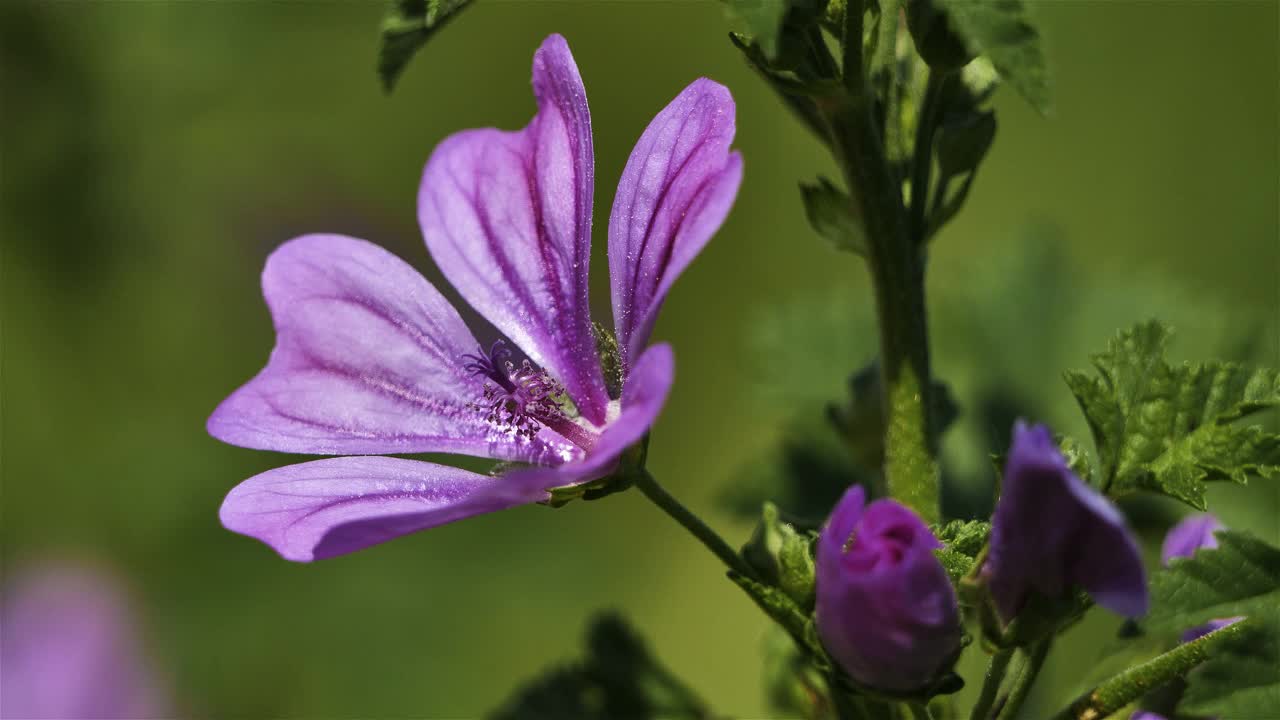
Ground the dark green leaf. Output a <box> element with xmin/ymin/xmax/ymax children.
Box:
<box><xmin>934</xmin><ymin>108</ymin><xmax>995</xmax><ymax>178</ymax></box>
<box><xmin>800</xmin><ymin>177</ymin><xmax>866</xmax><ymax>255</ymax></box>
<box><xmin>377</xmin><ymin>0</ymin><xmax>472</xmax><ymax>92</ymax></box>
<box><xmin>724</xmin><ymin>0</ymin><xmax>831</xmax><ymax>66</ymax></box>
<box><xmin>1145</xmin><ymin>531</ymin><xmax>1280</xmax><ymax>717</ymax></box>
<box><xmin>1064</xmin><ymin>320</ymin><xmax>1280</xmax><ymax>508</ymax></box>
<box><xmin>490</xmin><ymin>612</ymin><xmax>713</xmax><ymax>720</ymax></box>
<box><xmin>928</xmin><ymin>0</ymin><xmax>1051</xmax><ymax>113</ymax></box>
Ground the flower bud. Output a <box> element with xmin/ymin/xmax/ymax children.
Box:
<box><xmin>984</xmin><ymin>421</ymin><xmax>1148</xmax><ymax>622</ymax></box>
<box><xmin>815</xmin><ymin>486</ymin><xmax>961</xmax><ymax>692</ymax></box>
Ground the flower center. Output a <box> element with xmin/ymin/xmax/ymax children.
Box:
<box><xmin>462</xmin><ymin>341</ymin><xmax>597</xmax><ymax>450</ymax></box>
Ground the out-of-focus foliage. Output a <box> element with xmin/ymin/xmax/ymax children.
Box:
<box><xmin>490</xmin><ymin>613</ymin><xmax>714</xmax><ymax>720</ymax></box>
<box><xmin>378</xmin><ymin>0</ymin><xmax>473</xmax><ymax>91</ymax></box>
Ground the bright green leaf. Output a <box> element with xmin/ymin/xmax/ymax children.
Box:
<box><xmin>377</xmin><ymin>0</ymin><xmax>472</xmax><ymax>92</ymax></box>
<box><xmin>933</xmin><ymin>519</ymin><xmax>989</xmax><ymax>582</ymax></box>
<box><xmin>1065</xmin><ymin>320</ymin><xmax>1280</xmax><ymax>508</ymax></box>
<box><xmin>1145</xmin><ymin>531</ymin><xmax>1280</xmax><ymax>718</ymax></box>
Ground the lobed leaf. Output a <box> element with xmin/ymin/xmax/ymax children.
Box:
<box><xmin>1065</xmin><ymin>320</ymin><xmax>1280</xmax><ymax>508</ymax></box>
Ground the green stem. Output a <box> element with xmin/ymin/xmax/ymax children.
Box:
<box><xmin>995</xmin><ymin>639</ymin><xmax>1052</xmax><ymax>720</ymax></box>
<box><xmin>1049</xmin><ymin>620</ymin><xmax>1250</xmax><ymax>720</ymax></box>
<box><xmin>908</xmin><ymin>71</ymin><xmax>946</xmax><ymax>244</ymax></box>
<box><xmin>633</xmin><ymin>469</ymin><xmax>757</xmax><ymax>581</ymax></box>
<box><xmin>905</xmin><ymin>702</ymin><xmax>935</xmax><ymax>720</ymax></box>
<box><xmin>968</xmin><ymin>648</ymin><xmax>1015</xmax><ymax>720</ymax></box>
<box><xmin>823</xmin><ymin>96</ymin><xmax>939</xmax><ymax>522</ymax></box>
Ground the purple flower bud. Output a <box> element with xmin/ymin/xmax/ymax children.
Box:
<box><xmin>815</xmin><ymin>486</ymin><xmax>961</xmax><ymax>692</ymax></box>
<box><xmin>984</xmin><ymin>421</ymin><xmax>1148</xmax><ymax>622</ymax></box>
<box><xmin>1130</xmin><ymin>712</ymin><xmax>1167</xmax><ymax>720</ymax></box>
<box><xmin>1161</xmin><ymin>513</ymin><xmax>1223</xmax><ymax>566</ymax></box>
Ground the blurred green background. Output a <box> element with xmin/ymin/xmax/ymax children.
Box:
<box><xmin>2</xmin><ymin>1</ymin><xmax>1276</xmax><ymax>717</ymax></box>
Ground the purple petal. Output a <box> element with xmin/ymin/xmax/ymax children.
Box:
<box><xmin>418</xmin><ymin>34</ymin><xmax>608</xmax><ymax>424</ymax></box>
<box><xmin>499</xmin><ymin>342</ymin><xmax>677</xmax><ymax>496</ymax></box>
<box><xmin>220</xmin><ymin>456</ymin><xmax>552</xmax><ymax>562</ymax></box>
<box><xmin>207</xmin><ymin>234</ymin><xmax>578</xmax><ymax>465</ymax></box>
<box><xmin>986</xmin><ymin>421</ymin><xmax>1148</xmax><ymax>621</ymax></box>
<box><xmin>1</xmin><ymin>564</ymin><xmax>165</xmax><ymax>719</ymax></box>
<box><xmin>1161</xmin><ymin>513</ymin><xmax>1224</xmax><ymax>566</ymax></box>
<box><xmin>608</xmin><ymin>78</ymin><xmax>743</xmax><ymax>368</ymax></box>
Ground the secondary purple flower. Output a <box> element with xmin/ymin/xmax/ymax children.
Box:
<box><xmin>208</xmin><ymin>34</ymin><xmax>742</xmax><ymax>561</ymax></box>
<box><xmin>983</xmin><ymin>421</ymin><xmax>1148</xmax><ymax>622</ymax></box>
<box><xmin>815</xmin><ymin>486</ymin><xmax>962</xmax><ymax>692</ymax></box>
<box><xmin>1</xmin><ymin>563</ymin><xmax>166</xmax><ymax>719</ymax></box>
<box><xmin>1161</xmin><ymin>513</ymin><xmax>1222</xmax><ymax>566</ymax></box>
<box><xmin>1161</xmin><ymin>513</ymin><xmax>1241</xmax><ymax>642</ymax></box>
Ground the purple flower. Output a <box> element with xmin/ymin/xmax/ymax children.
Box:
<box><xmin>983</xmin><ymin>421</ymin><xmax>1148</xmax><ymax>622</ymax></box>
<box><xmin>1161</xmin><ymin>513</ymin><xmax>1223</xmax><ymax>566</ymax></box>
<box><xmin>1130</xmin><ymin>713</ymin><xmax>1166</xmax><ymax>720</ymax></box>
<box><xmin>1161</xmin><ymin>513</ymin><xmax>1241</xmax><ymax>642</ymax></box>
<box><xmin>1</xmin><ymin>563</ymin><xmax>166</xmax><ymax>719</ymax></box>
<box><xmin>208</xmin><ymin>35</ymin><xmax>742</xmax><ymax>561</ymax></box>
<box><xmin>815</xmin><ymin>486</ymin><xmax>962</xmax><ymax>692</ymax></box>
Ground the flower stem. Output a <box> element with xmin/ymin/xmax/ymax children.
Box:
<box><xmin>1048</xmin><ymin>619</ymin><xmax>1250</xmax><ymax>720</ymax></box>
<box><xmin>994</xmin><ymin>639</ymin><xmax>1052</xmax><ymax>720</ymax></box>
<box><xmin>968</xmin><ymin>647</ymin><xmax>1015</xmax><ymax>720</ymax></box>
<box><xmin>823</xmin><ymin>87</ymin><xmax>940</xmax><ymax>523</ymax></box>
<box><xmin>633</xmin><ymin>469</ymin><xmax>757</xmax><ymax>581</ymax></box>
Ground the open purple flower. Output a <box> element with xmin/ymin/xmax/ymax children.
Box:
<box><xmin>207</xmin><ymin>34</ymin><xmax>742</xmax><ymax>561</ymax></box>
<box><xmin>815</xmin><ymin>486</ymin><xmax>962</xmax><ymax>692</ymax></box>
<box><xmin>1</xmin><ymin>563</ymin><xmax>166</xmax><ymax>719</ymax></box>
<box><xmin>983</xmin><ymin>421</ymin><xmax>1148</xmax><ymax>622</ymax></box>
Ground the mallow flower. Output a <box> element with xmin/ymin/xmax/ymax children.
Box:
<box><xmin>1161</xmin><ymin>513</ymin><xmax>1241</xmax><ymax>642</ymax></box>
<box><xmin>1</xmin><ymin>563</ymin><xmax>166</xmax><ymax>719</ymax></box>
<box><xmin>815</xmin><ymin>486</ymin><xmax>962</xmax><ymax>692</ymax></box>
<box><xmin>983</xmin><ymin>421</ymin><xmax>1148</xmax><ymax>622</ymax></box>
<box><xmin>207</xmin><ymin>34</ymin><xmax>742</xmax><ymax>561</ymax></box>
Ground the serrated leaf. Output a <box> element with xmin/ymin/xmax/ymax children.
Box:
<box><xmin>1145</xmin><ymin>531</ymin><xmax>1280</xmax><ymax>718</ymax></box>
<box><xmin>1065</xmin><ymin>320</ymin><xmax>1280</xmax><ymax>508</ymax></box>
<box><xmin>930</xmin><ymin>0</ymin><xmax>1051</xmax><ymax>114</ymax></box>
<box><xmin>800</xmin><ymin>177</ymin><xmax>866</xmax><ymax>255</ymax></box>
<box><xmin>377</xmin><ymin>0</ymin><xmax>472</xmax><ymax>92</ymax></box>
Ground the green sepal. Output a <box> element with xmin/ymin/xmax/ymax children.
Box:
<box><xmin>741</xmin><ymin>503</ymin><xmax>817</xmax><ymax>610</ymax></box>
<box><xmin>593</xmin><ymin>322</ymin><xmax>624</xmax><ymax>399</ymax></box>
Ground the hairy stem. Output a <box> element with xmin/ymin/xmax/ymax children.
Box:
<box><xmin>969</xmin><ymin>648</ymin><xmax>1015</xmax><ymax>720</ymax></box>
<box><xmin>1049</xmin><ymin>620</ymin><xmax>1250</xmax><ymax>720</ymax></box>
<box><xmin>995</xmin><ymin>639</ymin><xmax>1052</xmax><ymax>720</ymax></box>
<box><xmin>633</xmin><ymin>469</ymin><xmax>757</xmax><ymax>581</ymax></box>
<box><xmin>823</xmin><ymin>104</ymin><xmax>939</xmax><ymax>522</ymax></box>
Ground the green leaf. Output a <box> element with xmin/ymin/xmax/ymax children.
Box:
<box><xmin>724</xmin><ymin>0</ymin><xmax>830</xmax><ymax>65</ymax></box>
<box><xmin>933</xmin><ymin>519</ymin><xmax>989</xmax><ymax>582</ymax></box>
<box><xmin>1145</xmin><ymin>531</ymin><xmax>1280</xmax><ymax>718</ymax></box>
<box><xmin>377</xmin><ymin>0</ymin><xmax>472</xmax><ymax>92</ymax></box>
<box><xmin>1064</xmin><ymin>320</ymin><xmax>1280</xmax><ymax>508</ymax></box>
<box><xmin>489</xmin><ymin>612</ymin><xmax>714</xmax><ymax>720</ymax></box>
<box><xmin>800</xmin><ymin>177</ymin><xmax>866</xmax><ymax>255</ymax></box>
<box><xmin>929</xmin><ymin>0</ymin><xmax>1051</xmax><ymax>114</ymax></box>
